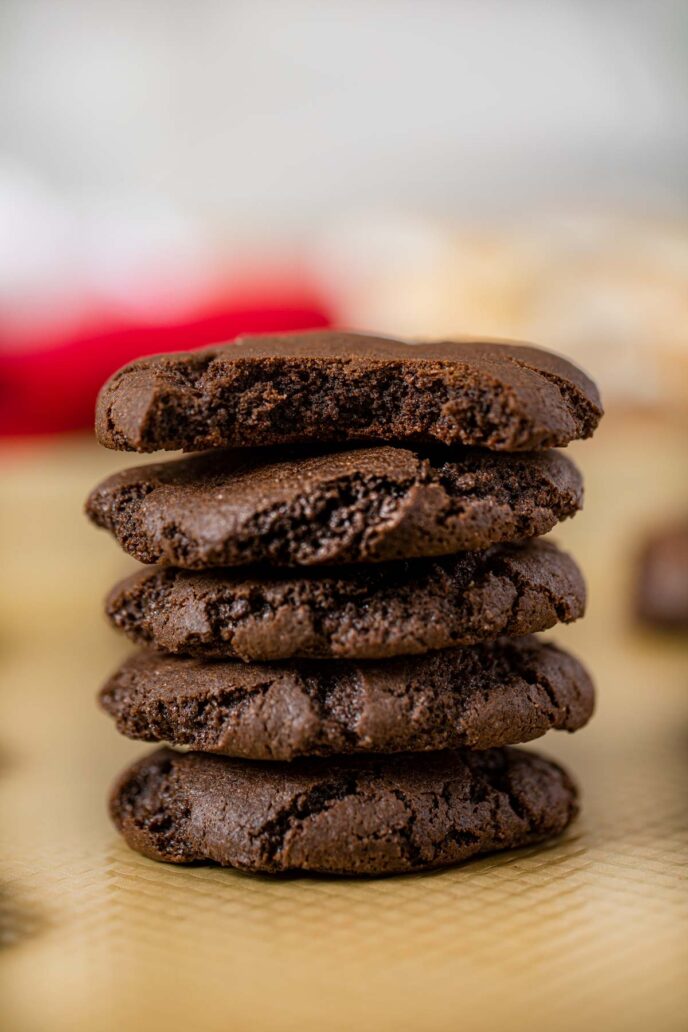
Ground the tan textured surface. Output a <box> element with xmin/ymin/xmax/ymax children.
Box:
<box><xmin>1</xmin><ymin>412</ymin><xmax>687</xmax><ymax>1032</ymax></box>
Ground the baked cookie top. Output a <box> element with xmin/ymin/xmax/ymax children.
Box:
<box><xmin>110</xmin><ymin>745</ymin><xmax>579</xmax><ymax>875</ymax></box>
<box><xmin>100</xmin><ymin>636</ymin><xmax>595</xmax><ymax>760</ymax></box>
<box><xmin>95</xmin><ymin>331</ymin><xmax>602</xmax><ymax>453</ymax></box>
<box><xmin>105</xmin><ymin>540</ymin><xmax>585</xmax><ymax>661</ymax></box>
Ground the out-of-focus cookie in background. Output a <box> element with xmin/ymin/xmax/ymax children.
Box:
<box><xmin>635</xmin><ymin>523</ymin><xmax>688</xmax><ymax>632</ymax></box>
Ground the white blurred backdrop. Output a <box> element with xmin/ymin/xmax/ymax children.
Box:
<box><xmin>1</xmin><ymin>0</ymin><xmax>686</xmax><ymax>228</ymax></box>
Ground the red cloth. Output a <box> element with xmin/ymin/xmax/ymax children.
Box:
<box><xmin>0</xmin><ymin>296</ymin><xmax>332</xmax><ymax>435</ymax></box>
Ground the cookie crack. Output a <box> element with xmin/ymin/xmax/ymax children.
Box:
<box><xmin>390</xmin><ymin>789</ymin><xmax>425</xmax><ymax>867</ymax></box>
<box><xmin>115</xmin><ymin>758</ymin><xmax>194</xmax><ymax>860</ymax></box>
<box><xmin>427</xmin><ymin>780</ymin><xmax>482</xmax><ymax>860</ymax></box>
<box><xmin>503</xmin><ymin>354</ymin><xmax>602</xmax><ymax>438</ymax></box>
<box><xmin>211</xmin><ymin>472</ymin><xmax>420</xmax><ymax>566</ymax></box>
<box><xmin>255</xmin><ymin>777</ymin><xmax>360</xmax><ymax>864</ymax></box>
<box><xmin>101</xmin><ymin>675</ymin><xmax>278</xmax><ymax>750</ymax></box>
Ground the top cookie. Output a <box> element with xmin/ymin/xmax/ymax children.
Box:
<box><xmin>95</xmin><ymin>331</ymin><xmax>602</xmax><ymax>453</ymax></box>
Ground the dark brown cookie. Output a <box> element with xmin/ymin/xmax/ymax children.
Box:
<box><xmin>100</xmin><ymin>637</ymin><xmax>594</xmax><ymax>760</ymax></box>
<box><xmin>636</xmin><ymin>523</ymin><xmax>688</xmax><ymax>630</ymax></box>
<box><xmin>95</xmin><ymin>331</ymin><xmax>602</xmax><ymax>453</ymax></box>
<box><xmin>85</xmin><ymin>445</ymin><xmax>583</xmax><ymax>567</ymax></box>
<box><xmin>105</xmin><ymin>540</ymin><xmax>586</xmax><ymax>661</ymax></box>
<box><xmin>110</xmin><ymin>745</ymin><xmax>579</xmax><ymax>875</ymax></box>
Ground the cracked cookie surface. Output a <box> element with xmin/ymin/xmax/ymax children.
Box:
<box><xmin>85</xmin><ymin>445</ymin><xmax>583</xmax><ymax>567</ymax></box>
<box><xmin>105</xmin><ymin>540</ymin><xmax>585</xmax><ymax>660</ymax></box>
<box><xmin>100</xmin><ymin>636</ymin><xmax>594</xmax><ymax>760</ymax></box>
<box><xmin>110</xmin><ymin>745</ymin><xmax>579</xmax><ymax>875</ymax></box>
<box><xmin>95</xmin><ymin>331</ymin><xmax>602</xmax><ymax>453</ymax></box>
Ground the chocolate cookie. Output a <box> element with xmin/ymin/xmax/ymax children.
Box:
<box><xmin>95</xmin><ymin>331</ymin><xmax>602</xmax><ymax>453</ymax></box>
<box><xmin>105</xmin><ymin>540</ymin><xmax>586</xmax><ymax>661</ymax></box>
<box><xmin>110</xmin><ymin>746</ymin><xmax>579</xmax><ymax>875</ymax></box>
<box><xmin>636</xmin><ymin>523</ymin><xmax>688</xmax><ymax>630</ymax></box>
<box><xmin>86</xmin><ymin>445</ymin><xmax>583</xmax><ymax>567</ymax></box>
<box><xmin>100</xmin><ymin>637</ymin><xmax>594</xmax><ymax>760</ymax></box>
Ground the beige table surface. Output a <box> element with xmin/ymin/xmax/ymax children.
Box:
<box><xmin>1</xmin><ymin>411</ymin><xmax>687</xmax><ymax>1032</ymax></box>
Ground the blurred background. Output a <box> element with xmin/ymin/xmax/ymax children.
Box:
<box><xmin>2</xmin><ymin>0</ymin><xmax>688</xmax><ymax>426</ymax></box>
<box><xmin>1</xmin><ymin>4</ymin><xmax>687</xmax><ymax>1032</ymax></box>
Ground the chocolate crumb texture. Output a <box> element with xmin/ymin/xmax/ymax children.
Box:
<box><xmin>85</xmin><ymin>445</ymin><xmax>583</xmax><ymax>568</ymax></box>
<box><xmin>95</xmin><ymin>331</ymin><xmax>603</xmax><ymax>453</ymax></box>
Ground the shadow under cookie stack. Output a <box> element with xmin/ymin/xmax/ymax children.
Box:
<box><xmin>86</xmin><ymin>331</ymin><xmax>602</xmax><ymax>877</ymax></box>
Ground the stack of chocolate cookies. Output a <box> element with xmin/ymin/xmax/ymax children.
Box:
<box><xmin>86</xmin><ymin>332</ymin><xmax>602</xmax><ymax>876</ymax></box>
